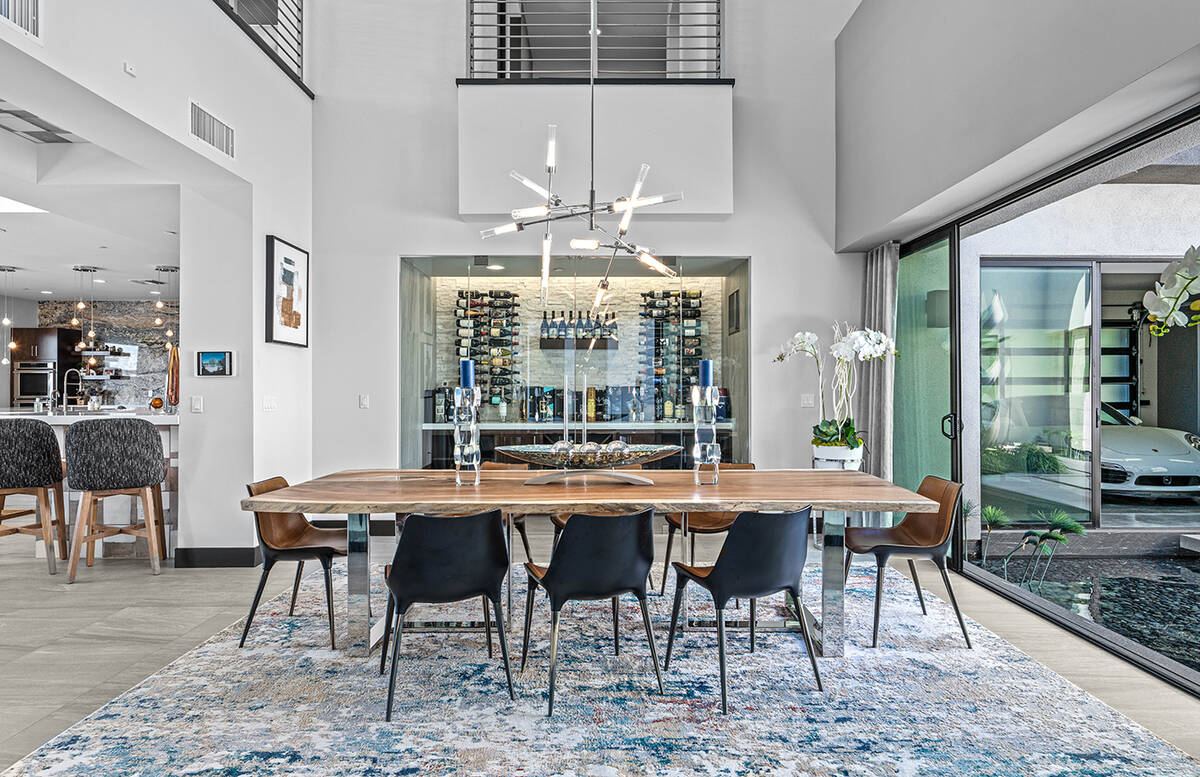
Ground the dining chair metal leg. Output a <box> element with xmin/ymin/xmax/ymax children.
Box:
<box><xmin>321</xmin><ymin>557</ymin><xmax>336</xmax><ymax>650</ymax></box>
<box><xmin>547</xmin><ymin>609</ymin><xmax>561</xmax><ymax>717</ymax></box>
<box><xmin>490</xmin><ymin>596</ymin><xmax>516</xmax><ymax>700</ymax></box>
<box><xmin>239</xmin><ymin>559</ymin><xmax>275</xmax><ymax>647</ymax></box>
<box><xmin>638</xmin><ymin>596</ymin><xmax>664</xmax><ymax>694</ymax></box>
<box><xmin>512</xmin><ymin>516</ymin><xmax>534</xmax><ymax>563</ymax></box>
<box><xmin>749</xmin><ymin>598</ymin><xmax>756</xmax><ymax>652</ymax></box>
<box><xmin>612</xmin><ymin>596</ymin><xmax>620</xmax><ymax>655</ymax></box>
<box><xmin>385</xmin><ymin>615</ymin><xmax>404</xmax><ymax>721</ymax></box>
<box><xmin>937</xmin><ymin>560</ymin><xmax>972</xmax><ymax>649</ymax></box>
<box><xmin>520</xmin><ymin>578</ymin><xmax>537</xmax><ymax>672</ymax></box>
<box><xmin>659</xmin><ymin>527</ymin><xmax>676</xmax><ymax>595</ymax></box>
<box><xmin>379</xmin><ymin>592</ymin><xmax>394</xmax><ymax>675</ymax></box>
<box><xmin>872</xmin><ymin>557</ymin><xmax>885</xmax><ymax>648</ymax></box>
<box><xmin>908</xmin><ymin>559</ymin><xmax>927</xmax><ymax>615</ymax></box>
<box><xmin>843</xmin><ymin>550</ymin><xmax>852</xmax><ymax>582</ymax></box>
<box><xmin>663</xmin><ymin>577</ymin><xmax>686</xmax><ymax>671</ymax></box>
<box><xmin>689</xmin><ymin>534</ymin><xmax>696</xmax><ymax>566</ymax></box>
<box><xmin>289</xmin><ymin>560</ymin><xmax>305</xmax><ymax>616</ymax></box>
<box><xmin>483</xmin><ymin>595</ymin><xmax>494</xmax><ymax>658</ymax></box>
<box><xmin>716</xmin><ymin>607</ymin><xmax>728</xmax><ymax>714</ymax></box>
<box><xmin>793</xmin><ymin>586</ymin><xmax>823</xmax><ymax>692</ymax></box>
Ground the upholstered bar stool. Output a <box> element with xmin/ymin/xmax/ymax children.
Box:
<box><xmin>65</xmin><ymin>418</ymin><xmax>166</xmax><ymax>582</ymax></box>
<box><xmin>0</xmin><ymin>419</ymin><xmax>69</xmax><ymax>574</ymax></box>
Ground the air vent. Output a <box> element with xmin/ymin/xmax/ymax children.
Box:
<box><xmin>190</xmin><ymin>102</ymin><xmax>235</xmax><ymax>158</ymax></box>
<box><xmin>130</xmin><ymin>279</ymin><xmax>167</xmax><ymax>287</ymax></box>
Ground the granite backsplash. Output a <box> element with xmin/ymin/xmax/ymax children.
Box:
<box><xmin>40</xmin><ymin>300</ymin><xmax>179</xmax><ymax>408</ymax></box>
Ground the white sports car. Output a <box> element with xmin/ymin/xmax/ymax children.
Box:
<box><xmin>1101</xmin><ymin>403</ymin><xmax>1200</xmax><ymax>497</ymax></box>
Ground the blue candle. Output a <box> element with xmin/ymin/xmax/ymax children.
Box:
<box><xmin>459</xmin><ymin>358</ymin><xmax>475</xmax><ymax>388</ymax></box>
<box><xmin>699</xmin><ymin>359</ymin><xmax>714</xmax><ymax>388</ymax></box>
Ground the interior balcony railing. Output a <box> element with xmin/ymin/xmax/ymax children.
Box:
<box><xmin>468</xmin><ymin>0</ymin><xmax>723</xmax><ymax>80</ymax></box>
<box><xmin>0</xmin><ymin>0</ymin><xmax>39</xmax><ymax>37</ymax></box>
<box><xmin>212</xmin><ymin>0</ymin><xmax>310</xmax><ymax>96</ymax></box>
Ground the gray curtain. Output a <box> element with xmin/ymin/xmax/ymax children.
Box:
<box><xmin>859</xmin><ymin>241</ymin><xmax>899</xmax><ymax>480</ymax></box>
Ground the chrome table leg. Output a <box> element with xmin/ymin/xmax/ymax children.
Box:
<box><xmin>346</xmin><ymin>513</ymin><xmax>372</xmax><ymax>656</ymax></box>
<box><xmin>817</xmin><ymin>509</ymin><xmax>845</xmax><ymax>657</ymax></box>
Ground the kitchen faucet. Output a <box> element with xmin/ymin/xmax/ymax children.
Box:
<box><xmin>61</xmin><ymin>368</ymin><xmax>83</xmax><ymax>413</ymax></box>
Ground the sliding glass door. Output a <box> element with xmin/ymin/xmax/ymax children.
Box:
<box><xmin>894</xmin><ymin>234</ymin><xmax>958</xmax><ymax>493</ymax></box>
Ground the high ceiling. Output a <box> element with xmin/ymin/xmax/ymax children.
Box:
<box><xmin>0</xmin><ymin>98</ymin><xmax>87</xmax><ymax>144</ymax></box>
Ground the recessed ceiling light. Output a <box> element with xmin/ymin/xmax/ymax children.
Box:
<box><xmin>486</xmin><ymin>263</ymin><xmax>505</xmax><ymax>271</ymax></box>
<box><xmin>95</xmin><ymin>278</ymin><xmax>107</xmax><ymax>283</ymax></box>
<box><xmin>0</xmin><ymin>195</ymin><xmax>47</xmax><ymax>214</ymax></box>
<box><xmin>39</xmin><ymin>290</ymin><xmax>52</xmax><ymax>295</ymax></box>
<box><xmin>149</xmin><ymin>290</ymin><xmax>161</xmax><ymax>295</ymax></box>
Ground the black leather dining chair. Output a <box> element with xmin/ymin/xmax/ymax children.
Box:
<box><xmin>381</xmin><ymin>508</ymin><xmax>514</xmax><ymax>721</ymax></box>
<box><xmin>663</xmin><ymin>508</ymin><xmax>822</xmax><ymax>714</ymax></box>
<box><xmin>520</xmin><ymin>508</ymin><xmax>663</xmax><ymax>716</ymax></box>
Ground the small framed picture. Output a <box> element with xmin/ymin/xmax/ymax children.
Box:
<box><xmin>196</xmin><ymin>350</ymin><xmax>235</xmax><ymax>377</ymax></box>
<box><xmin>727</xmin><ymin>289</ymin><xmax>741</xmax><ymax>335</ymax></box>
<box><xmin>266</xmin><ymin>235</ymin><xmax>310</xmax><ymax>347</ymax></box>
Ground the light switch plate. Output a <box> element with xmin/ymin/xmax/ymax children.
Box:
<box><xmin>358</xmin><ymin>394</ymin><xmax>370</xmax><ymax>409</ymax></box>
<box><xmin>190</xmin><ymin>396</ymin><xmax>204</xmax><ymax>413</ymax></box>
<box><xmin>801</xmin><ymin>393</ymin><xmax>816</xmax><ymax>408</ymax></box>
<box><xmin>262</xmin><ymin>395</ymin><xmax>279</xmax><ymax>412</ymax></box>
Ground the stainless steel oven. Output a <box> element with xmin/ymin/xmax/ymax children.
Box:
<box><xmin>12</xmin><ymin>361</ymin><xmax>56</xmax><ymax>406</ymax></box>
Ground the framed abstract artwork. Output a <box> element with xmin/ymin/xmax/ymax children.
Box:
<box><xmin>266</xmin><ymin>235</ymin><xmax>309</xmax><ymax>347</ymax></box>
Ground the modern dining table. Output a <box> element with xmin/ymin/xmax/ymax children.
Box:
<box><xmin>240</xmin><ymin>468</ymin><xmax>938</xmax><ymax>657</ymax></box>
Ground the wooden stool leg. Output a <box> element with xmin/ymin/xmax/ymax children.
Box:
<box><xmin>53</xmin><ymin>482</ymin><xmax>68</xmax><ymax>559</ymax></box>
<box><xmin>36</xmin><ymin>488</ymin><xmax>57</xmax><ymax>575</ymax></box>
<box><xmin>85</xmin><ymin>496</ymin><xmax>99</xmax><ymax>568</ymax></box>
<box><xmin>68</xmin><ymin>493</ymin><xmax>94</xmax><ymax>583</ymax></box>
<box><xmin>141</xmin><ymin>488</ymin><xmax>162</xmax><ymax>575</ymax></box>
<box><xmin>152</xmin><ymin>484</ymin><xmax>167</xmax><ymax>560</ymax></box>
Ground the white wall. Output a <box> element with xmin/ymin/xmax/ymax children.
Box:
<box><xmin>310</xmin><ymin>1</ymin><xmax>864</xmax><ymax>472</ymax></box>
<box><xmin>836</xmin><ymin>0</ymin><xmax>1200</xmax><ymax>251</ymax></box>
<box><xmin>0</xmin><ymin>0</ymin><xmax>312</xmax><ymax>552</ymax></box>
<box><xmin>0</xmin><ymin>296</ymin><xmax>38</xmax><ymax>408</ymax></box>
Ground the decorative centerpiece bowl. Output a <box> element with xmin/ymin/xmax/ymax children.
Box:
<box><xmin>496</xmin><ymin>443</ymin><xmax>681</xmax><ymax>485</ymax></box>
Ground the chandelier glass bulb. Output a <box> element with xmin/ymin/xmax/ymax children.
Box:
<box><xmin>154</xmin><ymin>317</ymin><xmax>163</xmax><ymax>326</ymax></box>
<box><xmin>155</xmin><ymin>299</ymin><xmax>164</xmax><ymax>310</ymax></box>
<box><xmin>76</xmin><ymin>301</ymin><xmax>86</xmax><ymax>310</ymax></box>
<box><xmin>570</xmin><ymin>238</ymin><xmax>600</xmax><ymax>251</ymax></box>
<box><xmin>87</xmin><ymin>357</ymin><xmax>96</xmax><ymax>366</ymax></box>
<box><xmin>0</xmin><ymin>357</ymin><xmax>7</xmax><ymax>366</ymax></box>
<box><xmin>512</xmin><ymin>205</ymin><xmax>549</xmax><ymax>220</ymax></box>
<box><xmin>1</xmin><ymin>316</ymin><xmax>9</xmax><ymax>327</ymax></box>
<box><xmin>70</xmin><ymin>317</ymin><xmax>80</xmax><ymax>326</ymax></box>
<box><xmin>77</xmin><ymin>340</ymin><xmax>86</xmax><ymax>349</ymax></box>
<box><xmin>7</xmin><ymin>340</ymin><xmax>15</xmax><ymax>350</ymax></box>
<box><xmin>165</xmin><ymin>329</ymin><xmax>174</xmax><ymax>338</ymax></box>
<box><xmin>164</xmin><ymin>342</ymin><xmax>172</xmax><ymax>351</ymax></box>
<box><xmin>87</xmin><ymin>329</ymin><xmax>96</xmax><ymax>339</ymax></box>
<box><xmin>540</xmin><ymin>234</ymin><xmax>553</xmax><ymax>299</ymax></box>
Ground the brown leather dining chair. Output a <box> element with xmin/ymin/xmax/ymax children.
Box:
<box><xmin>241</xmin><ymin>477</ymin><xmax>347</xmax><ymax>648</ymax></box>
<box><xmin>659</xmin><ymin>462</ymin><xmax>756</xmax><ymax>594</ymax></box>
<box><xmin>843</xmin><ymin>475</ymin><xmax>971</xmax><ymax>649</ymax></box>
<box><xmin>481</xmin><ymin>460</ymin><xmax>534</xmax><ymax>563</ymax></box>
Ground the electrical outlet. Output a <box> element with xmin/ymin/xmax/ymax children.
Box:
<box><xmin>190</xmin><ymin>396</ymin><xmax>204</xmax><ymax>413</ymax></box>
<box><xmin>801</xmin><ymin>393</ymin><xmax>816</xmax><ymax>408</ymax></box>
<box><xmin>123</xmin><ymin>61</ymin><xmax>137</xmax><ymax>77</ymax></box>
<box><xmin>358</xmin><ymin>394</ymin><xmax>370</xmax><ymax>409</ymax></box>
<box><xmin>262</xmin><ymin>395</ymin><xmax>279</xmax><ymax>412</ymax></box>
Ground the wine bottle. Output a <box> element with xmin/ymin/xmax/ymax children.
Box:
<box><xmin>455</xmin><ymin>298</ymin><xmax>489</xmax><ymax>308</ymax></box>
<box><xmin>663</xmin><ymin>394</ymin><xmax>674</xmax><ymax>421</ymax></box>
<box><xmin>540</xmin><ymin>311</ymin><xmax>549</xmax><ymax>338</ymax></box>
<box><xmin>646</xmin><ymin>299</ymin><xmax>670</xmax><ymax>309</ymax></box>
<box><xmin>488</xmin><ymin>290</ymin><xmax>516</xmax><ymax>299</ymax></box>
<box><xmin>654</xmin><ymin>383</ymin><xmax>664</xmax><ymax>421</ymax></box>
<box><xmin>681</xmin><ymin>309</ymin><xmax>701</xmax><ymax>319</ymax></box>
<box><xmin>566</xmin><ymin>311</ymin><xmax>576</xmax><ymax>339</ymax></box>
<box><xmin>489</xmin><ymin>327</ymin><xmax>518</xmax><ymax>338</ymax></box>
<box><xmin>490</xmin><ymin>347</ymin><xmax>513</xmax><ymax>357</ymax></box>
<box><xmin>489</xmin><ymin>300</ymin><xmax>519</xmax><ymax>309</ymax></box>
<box><xmin>609</xmin><ymin>312</ymin><xmax>618</xmax><ymax>339</ymax></box>
<box><xmin>490</xmin><ymin>357</ymin><xmax>512</xmax><ymax>367</ymax></box>
<box><xmin>681</xmin><ymin>299</ymin><xmax>702</xmax><ymax>309</ymax></box>
<box><xmin>457</xmin><ymin>290</ymin><xmax>488</xmax><ymax>299</ymax></box>
<box><xmin>456</xmin><ymin>327</ymin><xmax>476</xmax><ymax>338</ymax></box>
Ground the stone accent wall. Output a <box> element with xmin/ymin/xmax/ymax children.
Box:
<box><xmin>40</xmin><ymin>300</ymin><xmax>179</xmax><ymax>408</ymax></box>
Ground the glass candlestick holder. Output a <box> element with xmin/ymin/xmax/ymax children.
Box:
<box><xmin>453</xmin><ymin>385</ymin><xmax>482</xmax><ymax>486</ymax></box>
<box><xmin>691</xmin><ymin>384</ymin><xmax>721</xmax><ymax>485</ymax></box>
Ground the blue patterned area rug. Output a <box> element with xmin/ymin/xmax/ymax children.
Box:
<box><xmin>5</xmin><ymin>561</ymin><xmax>1199</xmax><ymax>777</ymax></box>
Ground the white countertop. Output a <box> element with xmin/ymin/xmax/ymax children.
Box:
<box><xmin>0</xmin><ymin>409</ymin><xmax>180</xmax><ymax>426</ymax></box>
<box><xmin>421</xmin><ymin>421</ymin><xmax>733</xmax><ymax>431</ymax></box>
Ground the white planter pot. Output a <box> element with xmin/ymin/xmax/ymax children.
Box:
<box><xmin>812</xmin><ymin>444</ymin><xmax>864</xmax><ymax>471</ymax></box>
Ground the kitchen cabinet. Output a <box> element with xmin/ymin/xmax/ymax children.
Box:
<box><xmin>10</xmin><ymin>327</ymin><xmax>61</xmax><ymax>362</ymax></box>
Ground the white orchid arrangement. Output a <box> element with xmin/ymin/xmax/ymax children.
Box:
<box><xmin>775</xmin><ymin>323</ymin><xmax>897</xmax><ymax>448</ymax></box>
<box><xmin>1143</xmin><ymin>246</ymin><xmax>1200</xmax><ymax>336</ymax></box>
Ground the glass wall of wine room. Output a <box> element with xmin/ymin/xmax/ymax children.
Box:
<box><xmin>398</xmin><ymin>255</ymin><xmax>749</xmax><ymax>470</ymax></box>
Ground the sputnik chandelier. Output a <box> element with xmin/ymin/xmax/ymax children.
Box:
<box><xmin>479</xmin><ymin>0</ymin><xmax>682</xmax><ymax>310</ymax></box>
